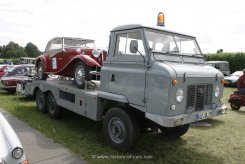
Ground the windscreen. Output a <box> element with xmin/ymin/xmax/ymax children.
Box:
<box><xmin>64</xmin><ymin>38</ymin><xmax>95</xmax><ymax>48</ymax></box>
<box><xmin>145</xmin><ymin>30</ymin><xmax>201</xmax><ymax>55</ymax></box>
<box><xmin>145</xmin><ymin>29</ymin><xmax>204</xmax><ymax>63</ymax></box>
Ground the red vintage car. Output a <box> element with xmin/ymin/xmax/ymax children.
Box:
<box><xmin>35</xmin><ymin>37</ymin><xmax>107</xmax><ymax>88</ymax></box>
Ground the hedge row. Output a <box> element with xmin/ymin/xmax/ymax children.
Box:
<box><xmin>207</xmin><ymin>52</ymin><xmax>245</xmax><ymax>74</ymax></box>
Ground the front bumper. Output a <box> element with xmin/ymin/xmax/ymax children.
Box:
<box><xmin>145</xmin><ymin>105</ymin><xmax>227</xmax><ymax>127</ymax></box>
<box><xmin>0</xmin><ymin>82</ymin><xmax>16</xmax><ymax>91</ymax></box>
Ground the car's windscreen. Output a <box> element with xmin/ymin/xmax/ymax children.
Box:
<box><xmin>7</xmin><ymin>67</ymin><xmax>16</xmax><ymax>73</ymax></box>
<box><xmin>145</xmin><ymin>30</ymin><xmax>201</xmax><ymax>55</ymax></box>
<box><xmin>64</xmin><ymin>38</ymin><xmax>95</xmax><ymax>48</ymax></box>
<box><xmin>145</xmin><ymin>29</ymin><xmax>204</xmax><ymax>63</ymax></box>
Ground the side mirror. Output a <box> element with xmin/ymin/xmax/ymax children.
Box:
<box><xmin>130</xmin><ymin>40</ymin><xmax>138</xmax><ymax>53</ymax></box>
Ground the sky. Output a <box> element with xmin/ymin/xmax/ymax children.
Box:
<box><xmin>0</xmin><ymin>0</ymin><xmax>245</xmax><ymax>53</ymax></box>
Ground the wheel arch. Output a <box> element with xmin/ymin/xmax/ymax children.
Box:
<box><xmin>61</xmin><ymin>57</ymin><xmax>98</xmax><ymax>77</ymax></box>
<box><xmin>98</xmin><ymin>97</ymin><xmax>145</xmax><ymax>123</ymax></box>
<box><xmin>35</xmin><ymin>55</ymin><xmax>47</xmax><ymax>71</ymax></box>
<box><xmin>72</xmin><ymin>55</ymin><xmax>101</xmax><ymax>67</ymax></box>
<box><xmin>33</xmin><ymin>86</ymin><xmax>51</xmax><ymax>97</ymax></box>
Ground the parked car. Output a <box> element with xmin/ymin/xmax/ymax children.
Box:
<box><xmin>0</xmin><ymin>112</ymin><xmax>29</xmax><ymax>164</ymax></box>
<box><xmin>206</xmin><ymin>61</ymin><xmax>230</xmax><ymax>76</ymax></box>
<box><xmin>224</xmin><ymin>71</ymin><xmax>243</xmax><ymax>87</ymax></box>
<box><xmin>0</xmin><ymin>64</ymin><xmax>35</xmax><ymax>92</ymax></box>
<box><xmin>18</xmin><ymin>57</ymin><xmax>36</xmax><ymax>64</ymax></box>
<box><xmin>35</xmin><ymin>37</ymin><xmax>107</xmax><ymax>88</ymax></box>
<box><xmin>0</xmin><ymin>65</ymin><xmax>16</xmax><ymax>78</ymax></box>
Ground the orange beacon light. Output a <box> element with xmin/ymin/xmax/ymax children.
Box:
<box><xmin>157</xmin><ymin>12</ymin><xmax>165</xmax><ymax>27</ymax></box>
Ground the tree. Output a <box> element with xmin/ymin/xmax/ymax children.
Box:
<box><xmin>0</xmin><ymin>45</ymin><xmax>5</xmax><ymax>58</ymax></box>
<box><xmin>2</xmin><ymin>41</ymin><xmax>27</xmax><ymax>58</ymax></box>
<box><xmin>24</xmin><ymin>42</ymin><xmax>41</xmax><ymax>57</ymax></box>
<box><xmin>217</xmin><ymin>49</ymin><xmax>223</xmax><ymax>53</ymax></box>
<box><xmin>4</xmin><ymin>49</ymin><xmax>16</xmax><ymax>58</ymax></box>
<box><xmin>2</xmin><ymin>41</ymin><xmax>26</xmax><ymax>58</ymax></box>
<box><xmin>1</xmin><ymin>41</ymin><xmax>41</xmax><ymax>59</ymax></box>
<box><xmin>16</xmin><ymin>48</ymin><xmax>27</xmax><ymax>58</ymax></box>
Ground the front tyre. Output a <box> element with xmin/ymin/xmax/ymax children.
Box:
<box><xmin>36</xmin><ymin>62</ymin><xmax>48</xmax><ymax>80</ymax></box>
<box><xmin>230</xmin><ymin>102</ymin><xmax>240</xmax><ymax>110</ymax></box>
<box><xmin>103</xmin><ymin>107</ymin><xmax>139</xmax><ymax>152</ymax></box>
<box><xmin>73</xmin><ymin>61</ymin><xmax>90</xmax><ymax>89</ymax></box>
<box><xmin>160</xmin><ymin>124</ymin><xmax>190</xmax><ymax>138</ymax></box>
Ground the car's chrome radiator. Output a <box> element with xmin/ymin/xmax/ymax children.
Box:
<box><xmin>186</xmin><ymin>84</ymin><xmax>213</xmax><ymax>111</ymax></box>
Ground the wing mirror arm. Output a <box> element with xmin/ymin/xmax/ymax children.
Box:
<box><xmin>130</xmin><ymin>40</ymin><xmax>146</xmax><ymax>64</ymax></box>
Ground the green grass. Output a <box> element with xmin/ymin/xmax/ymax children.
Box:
<box><xmin>0</xmin><ymin>88</ymin><xmax>245</xmax><ymax>164</ymax></box>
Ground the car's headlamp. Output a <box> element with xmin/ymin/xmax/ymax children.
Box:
<box><xmin>176</xmin><ymin>89</ymin><xmax>184</xmax><ymax>103</ymax></box>
<box><xmin>92</xmin><ymin>49</ymin><xmax>100</xmax><ymax>58</ymax></box>
<box><xmin>0</xmin><ymin>158</ymin><xmax>6</xmax><ymax>164</ymax></box>
<box><xmin>12</xmin><ymin>147</ymin><xmax>23</xmax><ymax>159</ymax></box>
<box><xmin>215</xmin><ymin>86</ymin><xmax>220</xmax><ymax>98</ymax></box>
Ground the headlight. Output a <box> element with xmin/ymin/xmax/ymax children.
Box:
<box><xmin>75</xmin><ymin>48</ymin><xmax>81</xmax><ymax>54</ymax></box>
<box><xmin>176</xmin><ymin>89</ymin><xmax>184</xmax><ymax>103</ymax></box>
<box><xmin>12</xmin><ymin>147</ymin><xmax>23</xmax><ymax>159</ymax></box>
<box><xmin>92</xmin><ymin>49</ymin><xmax>100</xmax><ymax>58</ymax></box>
<box><xmin>215</xmin><ymin>86</ymin><xmax>220</xmax><ymax>97</ymax></box>
<box><xmin>0</xmin><ymin>158</ymin><xmax>6</xmax><ymax>164</ymax></box>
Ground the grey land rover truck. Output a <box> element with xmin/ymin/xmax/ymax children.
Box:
<box><xmin>24</xmin><ymin>24</ymin><xmax>227</xmax><ymax>152</ymax></box>
<box><xmin>99</xmin><ymin>24</ymin><xmax>227</xmax><ymax>150</ymax></box>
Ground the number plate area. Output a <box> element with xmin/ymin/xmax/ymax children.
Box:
<box><xmin>196</xmin><ymin>111</ymin><xmax>212</xmax><ymax>121</ymax></box>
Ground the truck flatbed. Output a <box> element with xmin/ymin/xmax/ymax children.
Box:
<box><xmin>29</xmin><ymin>80</ymin><xmax>101</xmax><ymax>121</ymax></box>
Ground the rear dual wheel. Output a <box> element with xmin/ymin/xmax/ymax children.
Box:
<box><xmin>36</xmin><ymin>89</ymin><xmax>47</xmax><ymax>112</ymax></box>
<box><xmin>36</xmin><ymin>89</ymin><xmax>60</xmax><ymax>118</ymax></box>
<box><xmin>47</xmin><ymin>92</ymin><xmax>61</xmax><ymax>119</ymax></box>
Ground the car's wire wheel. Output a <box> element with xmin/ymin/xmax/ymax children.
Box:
<box><xmin>37</xmin><ymin>62</ymin><xmax>47</xmax><ymax>80</ymax></box>
<box><xmin>73</xmin><ymin>61</ymin><xmax>90</xmax><ymax>89</ymax></box>
<box><xmin>75</xmin><ymin>65</ymin><xmax>85</xmax><ymax>85</ymax></box>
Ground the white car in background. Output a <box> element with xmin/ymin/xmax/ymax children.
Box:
<box><xmin>224</xmin><ymin>71</ymin><xmax>243</xmax><ymax>87</ymax></box>
<box><xmin>0</xmin><ymin>112</ymin><xmax>29</xmax><ymax>164</ymax></box>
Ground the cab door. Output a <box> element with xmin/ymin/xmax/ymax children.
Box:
<box><xmin>107</xmin><ymin>30</ymin><xmax>148</xmax><ymax>107</ymax></box>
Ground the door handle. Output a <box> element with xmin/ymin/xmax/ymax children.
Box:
<box><xmin>111</xmin><ymin>74</ymin><xmax>115</xmax><ymax>81</ymax></box>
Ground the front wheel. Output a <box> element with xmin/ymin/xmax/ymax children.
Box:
<box><xmin>160</xmin><ymin>124</ymin><xmax>190</xmax><ymax>138</ymax></box>
<box><xmin>103</xmin><ymin>107</ymin><xmax>139</xmax><ymax>152</ymax></box>
<box><xmin>230</xmin><ymin>102</ymin><xmax>240</xmax><ymax>110</ymax></box>
<box><xmin>73</xmin><ymin>61</ymin><xmax>91</xmax><ymax>89</ymax></box>
<box><xmin>36</xmin><ymin>62</ymin><xmax>47</xmax><ymax>80</ymax></box>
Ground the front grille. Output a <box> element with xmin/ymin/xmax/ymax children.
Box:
<box><xmin>186</xmin><ymin>84</ymin><xmax>213</xmax><ymax>111</ymax></box>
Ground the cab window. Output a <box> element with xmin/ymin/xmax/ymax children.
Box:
<box><xmin>115</xmin><ymin>32</ymin><xmax>145</xmax><ymax>56</ymax></box>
